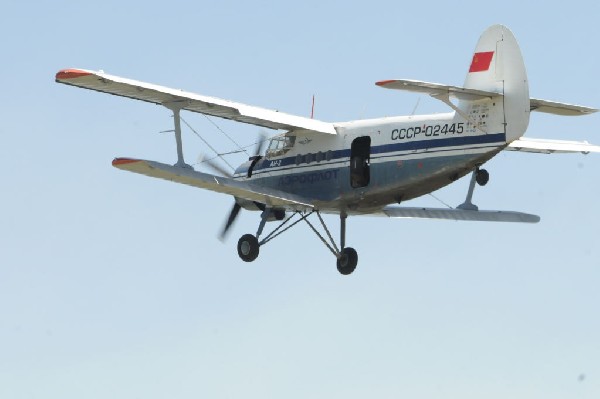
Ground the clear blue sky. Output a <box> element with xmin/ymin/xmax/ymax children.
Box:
<box><xmin>2</xmin><ymin>1</ymin><xmax>599</xmax><ymax>398</ymax></box>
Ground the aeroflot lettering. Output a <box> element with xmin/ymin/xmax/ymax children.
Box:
<box><xmin>391</xmin><ymin>123</ymin><xmax>465</xmax><ymax>140</ymax></box>
<box><xmin>278</xmin><ymin>169</ymin><xmax>339</xmax><ymax>186</ymax></box>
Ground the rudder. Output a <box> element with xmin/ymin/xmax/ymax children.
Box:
<box><xmin>461</xmin><ymin>25</ymin><xmax>530</xmax><ymax>142</ymax></box>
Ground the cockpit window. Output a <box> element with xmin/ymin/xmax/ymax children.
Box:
<box><xmin>266</xmin><ymin>135</ymin><xmax>295</xmax><ymax>158</ymax></box>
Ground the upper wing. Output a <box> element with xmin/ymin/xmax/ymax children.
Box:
<box><xmin>112</xmin><ymin>158</ymin><xmax>314</xmax><ymax>211</ymax></box>
<box><xmin>382</xmin><ymin>206</ymin><xmax>540</xmax><ymax>223</ymax></box>
<box><xmin>506</xmin><ymin>137</ymin><xmax>600</xmax><ymax>154</ymax></box>
<box><xmin>56</xmin><ymin>69</ymin><xmax>337</xmax><ymax>135</ymax></box>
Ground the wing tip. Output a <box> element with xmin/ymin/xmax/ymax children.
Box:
<box><xmin>375</xmin><ymin>80</ymin><xmax>395</xmax><ymax>87</ymax></box>
<box><xmin>112</xmin><ymin>157</ymin><xmax>142</xmax><ymax>167</ymax></box>
<box><xmin>55</xmin><ymin>68</ymin><xmax>92</xmax><ymax>81</ymax></box>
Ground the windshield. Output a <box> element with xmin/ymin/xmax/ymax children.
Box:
<box><xmin>266</xmin><ymin>135</ymin><xmax>295</xmax><ymax>158</ymax></box>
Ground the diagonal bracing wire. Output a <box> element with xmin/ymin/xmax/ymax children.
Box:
<box><xmin>201</xmin><ymin>115</ymin><xmax>250</xmax><ymax>157</ymax></box>
<box><xmin>428</xmin><ymin>192</ymin><xmax>454</xmax><ymax>209</ymax></box>
<box><xmin>180</xmin><ymin>116</ymin><xmax>236</xmax><ymax>172</ymax></box>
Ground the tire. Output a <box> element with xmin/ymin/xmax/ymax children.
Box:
<box><xmin>476</xmin><ymin>168</ymin><xmax>489</xmax><ymax>186</ymax></box>
<box><xmin>237</xmin><ymin>234</ymin><xmax>259</xmax><ymax>262</ymax></box>
<box><xmin>336</xmin><ymin>247</ymin><xmax>358</xmax><ymax>275</ymax></box>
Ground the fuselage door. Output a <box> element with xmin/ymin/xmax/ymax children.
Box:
<box><xmin>350</xmin><ymin>136</ymin><xmax>371</xmax><ymax>188</ymax></box>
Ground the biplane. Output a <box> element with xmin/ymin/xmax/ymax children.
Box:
<box><xmin>56</xmin><ymin>25</ymin><xmax>598</xmax><ymax>275</ymax></box>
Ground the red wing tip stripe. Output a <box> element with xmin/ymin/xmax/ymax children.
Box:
<box><xmin>55</xmin><ymin>69</ymin><xmax>92</xmax><ymax>80</ymax></box>
<box><xmin>112</xmin><ymin>158</ymin><xmax>142</xmax><ymax>166</ymax></box>
<box><xmin>375</xmin><ymin>80</ymin><xmax>396</xmax><ymax>86</ymax></box>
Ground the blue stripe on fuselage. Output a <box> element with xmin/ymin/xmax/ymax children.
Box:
<box><xmin>247</xmin><ymin>132</ymin><xmax>506</xmax><ymax>176</ymax></box>
<box><xmin>371</xmin><ymin>132</ymin><xmax>506</xmax><ymax>155</ymax></box>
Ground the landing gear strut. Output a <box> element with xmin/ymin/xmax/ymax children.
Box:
<box><xmin>457</xmin><ymin>167</ymin><xmax>489</xmax><ymax>211</ymax></box>
<box><xmin>336</xmin><ymin>213</ymin><xmax>357</xmax><ymax>275</ymax></box>
<box><xmin>235</xmin><ymin>209</ymin><xmax>358</xmax><ymax>275</ymax></box>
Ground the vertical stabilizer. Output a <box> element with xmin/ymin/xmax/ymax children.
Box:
<box><xmin>461</xmin><ymin>25</ymin><xmax>530</xmax><ymax>142</ymax></box>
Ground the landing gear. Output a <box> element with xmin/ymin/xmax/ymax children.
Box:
<box><xmin>457</xmin><ymin>167</ymin><xmax>490</xmax><ymax>211</ymax></box>
<box><xmin>237</xmin><ymin>234</ymin><xmax>259</xmax><ymax>262</ymax></box>
<box><xmin>337</xmin><ymin>247</ymin><xmax>358</xmax><ymax>275</ymax></box>
<box><xmin>475</xmin><ymin>168</ymin><xmax>489</xmax><ymax>186</ymax></box>
<box><xmin>235</xmin><ymin>209</ymin><xmax>358</xmax><ymax>275</ymax></box>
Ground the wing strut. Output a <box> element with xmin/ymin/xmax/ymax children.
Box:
<box><xmin>163</xmin><ymin>101</ymin><xmax>192</xmax><ymax>169</ymax></box>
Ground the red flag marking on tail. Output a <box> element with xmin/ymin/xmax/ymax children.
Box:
<box><xmin>469</xmin><ymin>51</ymin><xmax>494</xmax><ymax>72</ymax></box>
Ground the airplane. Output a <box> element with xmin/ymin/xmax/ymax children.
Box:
<box><xmin>56</xmin><ymin>24</ymin><xmax>598</xmax><ymax>275</ymax></box>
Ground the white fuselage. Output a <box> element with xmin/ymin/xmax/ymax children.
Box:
<box><xmin>234</xmin><ymin>109</ymin><xmax>506</xmax><ymax>214</ymax></box>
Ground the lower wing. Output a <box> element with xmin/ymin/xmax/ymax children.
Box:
<box><xmin>112</xmin><ymin>158</ymin><xmax>313</xmax><ymax>211</ymax></box>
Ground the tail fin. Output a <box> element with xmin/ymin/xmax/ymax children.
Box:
<box><xmin>460</xmin><ymin>25</ymin><xmax>530</xmax><ymax>142</ymax></box>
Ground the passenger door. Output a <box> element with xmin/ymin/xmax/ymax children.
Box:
<box><xmin>350</xmin><ymin>136</ymin><xmax>371</xmax><ymax>188</ymax></box>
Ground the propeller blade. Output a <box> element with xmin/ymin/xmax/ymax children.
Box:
<box><xmin>254</xmin><ymin>131</ymin><xmax>268</xmax><ymax>157</ymax></box>
<box><xmin>220</xmin><ymin>202</ymin><xmax>242</xmax><ymax>240</ymax></box>
<box><xmin>198</xmin><ymin>154</ymin><xmax>233</xmax><ymax>177</ymax></box>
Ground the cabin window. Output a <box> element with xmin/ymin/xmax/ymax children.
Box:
<box><xmin>266</xmin><ymin>135</ymin><xmax>295</xmax><ymax>158</ymax></box>
<box><xmin>316</xmin><ymin>151</ymin><xmax>324</xmax><ymax>162</ymax></box>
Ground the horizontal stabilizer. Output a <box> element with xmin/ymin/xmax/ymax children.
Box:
<box><xmin>382</xmin><ymin>206</ymin><xmax>540</xmax><ymax>223</ymax></box>
<box><xmin>530</xmin><ymin>98</ymin><xmax>597</xmax><ymax>116</ymax></box>
<box><xmin>376</xmin><ymin>79</ymin><xmax>501</xmax><ymax>101</ymax></box>
<box><xmin>506</xmin><ymin>137</ymin><xmax>600</xmax><ymax>154</ymax></box>
<box><xmin>376</xmin><ymin>80</ymin><xmax>597</xmax><ymax>116</ymax></box>
<box><xmin>56</xmin><ymin>69</ymin><xmax>337</xmax><ymax>135</ymax></box>
<box><xmin>112</xmin><ymin>158</ymin><xmax>314</xmax><ymax>210</ymax></box>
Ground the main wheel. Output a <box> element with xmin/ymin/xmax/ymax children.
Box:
<box><xmin>237</xmin><ymin>234</ymin><xmax>259</xmax><ymax>262</ymax></box>
<box><xmin>336</xmin><ymin>247</ymin><xmax>358</xmax><ymax>275</ymax></box>
<box><xmin>476</xmin><ymin>168</ymin><xmax>489</xmax><ymax>186</ymax></box>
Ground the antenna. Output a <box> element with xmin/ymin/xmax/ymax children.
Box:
<box><xmin>410</xmin><ymin>97</ymin><xmax>421</xmax><ymax>116</ymax></box>
<box><xmin>311</xmin><ymin>94</ymin><xmax>315</xmax><ymax>119</ymax></box>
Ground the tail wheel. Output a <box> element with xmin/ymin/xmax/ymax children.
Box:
<box><xmin>237</xmin><ymin>234</ymin><xmax>259</xmax><ymax>262</ymax></box>
<box><xmin>476</xmin><ymin>168</ymin><xmax>489</xmax><ymax>186</ymax></box>
<box><xmin>337</xmin><ymin>247</ymin><xmax>358</xmax><ymax>275</ymax></box>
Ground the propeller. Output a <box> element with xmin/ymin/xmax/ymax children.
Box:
<box><xmin>197</xmin><ymin>153</ymin><xmax>233</xmax><ymax>177</ymax></box>
<box><xmin>252</xmin><ymin>131</ymin><xmax>269</xmax><ymax>159</ymax></box>
<box><xmin>197</xmin><ymin>131</ymin><xmax>269</xmax><ymax>177</ymax></box>
<box><xmin>220</xmin><ymin>202</ymin><xmax>242</xmax><ymax>241</ymax></box>
<box><xmin>217</xmin><ymin>131</ymin><xmax>270</xmax><ymax>240</ymax></box>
